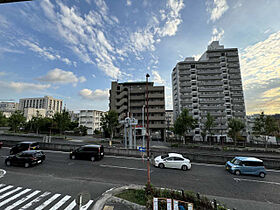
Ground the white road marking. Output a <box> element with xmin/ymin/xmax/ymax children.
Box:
<box><xmin>0</xmin><ymin>169</ymin><xmax>6</xmax><ymax>178</ymax></box>
<box><xmin>49</xmin><ymin>195</ymin><xmax>71</xmax><ymax>210</ymax></box>
<box><xmin>0</xmin><ymin>188</ymin><xmax>31</xmax><ymax>208</ymax></box>
<box><xmin>81</xmin><ymin>200</ymin><xmax>94</xmax><ymax>210</ymax></box>
<box><xmin>0</xmin><ymin>187</ymin><xmax>22</xmax><ymax>200</ymax></box>
<box><xmin>34</xmin><ymin>193</ymin><xmax>61</xmax><ymax>210</ymax></box>
<box><xmin>5</xmin><ymin>190</ymin><xmax>41</xmax><ymax>210</ymax></box>
<box><xmin>64</xmin><ymin>200</ymin><xmax>76</xmax><ymax>210</ymax></box>
<box><xmin>233</xmin><ymin>178</ymin><xmax>280</xmax><ymax>186</ymax></box>
<box><xmin>100</xmin><ymin>164</ymin><xmax>147</xmax><ymax>171</ymax></box>
<box><xmin>0</xmin><ymin>185</ymin><xmax>13</xmax><ymax>194</ymax></box>
<box><xmin>19</xmin><ymin>191</ymin><xmax>51</xmax><ymax>210</ymax></box>
<box><xmin>105</xmin><ymin>155</ymin><xmax>143</xmax><ymax>160</ymax></box>
<box><xmin>0</xmin><ymin>184</ymin><xmax>6</xmax><ymax>188</ymax></box>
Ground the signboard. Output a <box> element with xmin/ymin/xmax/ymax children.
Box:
<box><xmin>153</xmin><ymin>198</ymin><xmax>158</xmax><ymax>210</ymax></box>
<box><xmin>188</xmin><ymin>203</ymin><xmax>193</xmax><ymax>210</ymax></box>
<box><xmin>167</xmin><ymin>199</ymin><xmax>172</xmax><ymax>210</ymax></box>
<box><xmin>138</xmin><ymin>147</ymin><xmax>146</xmax><ymax>152</ymax></box>
<box><xmin>173</xmin><ymin>200</ymin><xmax>178</xmax><ymax>210</ymax></box>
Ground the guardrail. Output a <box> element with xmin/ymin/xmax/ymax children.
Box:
<box><xmin>1</xmin><ymin>140</ymin><xmax>280</xmax><ymax>169</ymax></box>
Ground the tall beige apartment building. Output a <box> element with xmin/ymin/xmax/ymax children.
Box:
<box><xmin>19</xmin><ymin>96</ymin><xmax>63</xmax><ymax>120</ymax></box>
<box><xmin>110</xmin><ymin>81</ymin><xmax>166</xmax><ymax>140</ymax></box>
<box><xmin>172</xmin><ymin>41</ymin><xmax>246</xmax><ymax>142</ymax></box>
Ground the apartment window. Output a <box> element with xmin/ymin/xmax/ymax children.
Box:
<box><xmin>221</xmin><ymin>52</ymin><xmax>225</xmax><ymax>56</ymax></box>
<box><xmin>191</xmin><ymin>64</ymin><xmax>195</xmax><ymax>68</ymax></box>
<box><xmin>195</xmin><ymin>131</ymin><xmax>200</xmax><ymax>134</ymax></box>
<box><xmin>227</xmin><ymin>111</ymin><xmax>231</xmax><ymax>115</ymax></box>
<box><xmin>226</xmin><ymin>99</ymin><xmax>230</xmax><ymax>103</ymax></box>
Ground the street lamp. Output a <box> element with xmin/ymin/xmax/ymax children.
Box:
<box><xmin>145</xmin><ymin>73</ymin><xmax>151</xmax><ymax>186</ymax></box>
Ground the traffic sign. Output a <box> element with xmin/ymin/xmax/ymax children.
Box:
<box><xmin>138</xmin><ymin>147</ymin><xmax>146</xmax><ymax>152</ymax></box>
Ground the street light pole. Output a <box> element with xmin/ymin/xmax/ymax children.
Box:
<box><xmin>145</xmin><ymin>73</ymin><xmax>151</xmax><ymax>186</ymax></box>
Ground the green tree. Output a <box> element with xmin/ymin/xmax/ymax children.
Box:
<box><xmin>253</xmin><ymin>112</ymin><xmax>278</xmax><ymax>149</ymax></box>
<box><xmin>0</xmin><ymin>112</ymin><xmax>8</xmax><ymax>127</ymax></box>
<box><xmin>8</xmin><ymin>111</ymin><xmax>26</xmax><ymax>132</ymax></box>
<box><xmin>100</xmin><ymin>110</ymin><xmax>119</xmax><ymax>141</ymax></box>
<box><xmin>53</xmin><ymin>109</ymin><xmax>71</xmax><ymax>135</ymax></box>
<box><xmin>228</xmin><ymin>118</ymin><xmax>245</xmax><ymax>146</ymax></box>
<box><xmin>173</xmin><ymin>109</ymin><xmax>197</xmax><ymax>144</ymax></box>
<box><xmin>202</xmin><ymin>113</ymin><xmax>215</xmax><ymax>145</ymax></box>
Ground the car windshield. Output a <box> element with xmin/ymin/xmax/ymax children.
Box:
<box><xmin>161</xmin><ymin>155</ymin><xmax>168</xmax><ymax>159</ymax></box>
<box><xmin>231</xmin><ymin>158</ymin><xmax>241</xmax><ymax>165</ymax></box>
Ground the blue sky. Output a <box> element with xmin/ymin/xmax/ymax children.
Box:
<box><xmin>0</xmin><ymin>0</ymin><xmax>279</xmax><ymax>114</ymax></box>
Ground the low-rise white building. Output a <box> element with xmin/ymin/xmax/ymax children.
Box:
<box><xmin>0</xmin><ymin>102</ymin><xmax>19</xmax><ymax>117</ymax></box>
<box><xmin>79</xmin><ymin>110</ymin><xmax>106</xmax><ymax>135</ymax></box>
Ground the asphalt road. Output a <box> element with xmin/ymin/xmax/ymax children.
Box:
<box><xmin>0</xmin><ymin>147</ymin><xmax>280</xmax><ymax>210</ymax></box>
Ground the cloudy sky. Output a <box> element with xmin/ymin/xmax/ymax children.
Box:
<box><xmin>0</xmin><ymin>0</ymin><xmax>279</xmax><ymax>115</ymax></box>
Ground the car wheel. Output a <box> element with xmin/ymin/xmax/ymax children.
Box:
<box><xmin>259</xmin><ymin>172</ymin><xmax>265</xmax><ymax>178</ymax></box>
<box><xmin>235</xmin><ymin>170</ymin><xmax>241</xmax><ymax>176</ymax></box>
<box><xmin>159</xmin><ymin>163</ymin><xmax>164</xmax><ymax>169</ymax></box>
<box><xmin>91</xmin><ymin>156</ymin><xmax>95</xmax><ymax>162</ymax></box>
<box><xmin>5</xmin><ymin>160</ymin><xmax>11</xmax><ymax>166</ymax></box>
<box><xmin>71</xmin><ymin>155</ymin><xmax>76</xmax><ymax>160</ymax></box>
<box><xmin>182</xmin><ymin>165</ymin><xmax>188</xmax><ymax>171</ymax></box>
<box><xmin>24</xmin><ymin>163</ymin><xmax>30</xmax><ymax>168</ymax></box>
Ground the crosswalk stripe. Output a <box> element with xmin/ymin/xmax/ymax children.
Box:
<box><xmin>81</xmin><ymin>200</ymin><xmax>94</xmax><ymax>210</ymax></box>
<box><xmin>49</xmin><ymin>195</ymin><xmax>71</xmax><ymax>210</ymax></box>
<box><xmin>0</xmin><ymin>188</ymin><xmax>31</xmax><ymax>208</ymax></box>
<box><xmin>34</xmin><ymin>194</ymin><xmax>61</xmax><ymax>210</ymax></box>
<box><xmin>5</xmin><ymin>190</ymin><xmax>41</xmax><ymax>210</ymax></box>
<box><xmin>0</xmin><ymin>184</ymin><xmax>6</xmax><ymax>188</ymax></box>
<box><xmin>19</xmin><ymin>191</ymin><xmax>51</xmax><ymax>210</ymax></box>
<box><xmin>0</xmin><ymin>186</ymin><xmax>13</xmax><ymax>194</ymax></box>
<box><xmin>0</xmin><ymin>187</ymin><xmax>22</xmax><ymax>200</ymax></box>
<box><xmin>64</xmin><ymin>200</ymin><xmax>76</xmax><ymax>210</ymax></box>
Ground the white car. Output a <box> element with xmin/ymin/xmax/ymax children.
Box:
<box><xmin>153</xmin><ymin>153</ymin><xmax>191</xmax><ymax>171</ymax></box>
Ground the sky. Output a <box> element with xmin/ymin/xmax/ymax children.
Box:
<box><xmin>0</xmin><ymin>0</ymin><xmax>279</xmax><ymax>115</ymax></box>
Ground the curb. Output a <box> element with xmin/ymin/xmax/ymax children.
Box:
<box><xmin>92</xmin><ymin>185</ymin><xmax>146</xmax><ymax>210</ymax></box>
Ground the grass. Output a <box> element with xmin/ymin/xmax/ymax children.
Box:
<box><xmin>115</xmin><ymin>189</ymin><xmax>147</xmax><ymax>206</ymax></box>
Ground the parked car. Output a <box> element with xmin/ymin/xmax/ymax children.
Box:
<box><xmin>5</xmin><ymin>150</ymin><xmax>45</xmax><ymax>168</ymax></box>
<box><xmin>152</xmin><ymin>153</ymin><xmax>191</xmax><ymax>171</ymax></box>
<box><xmin>225</xmin><ymin>156</ymin><xmax>266</xmax><ymax>178</ymax></box>
<box><xmin>70</xmin><ymin>144</ymin><xmax>104</xmax><ymax>161</ymax></box>
<box><xmin>10</xmin><ymin>141</ymin><xmax>39</xmax><ymax>155</ymax></box>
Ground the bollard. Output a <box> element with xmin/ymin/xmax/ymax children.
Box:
<box><xmin>213</xmin><ymin>199</ymin><xmax>217</xmax><ymax>210</ymax></box>
<box><xmin>181</xmin><ymin>189</ymin><xmax>185</xmax><ymax>199</ymax></box>
<box><xmin>196</xmin><ymin>192</ymin><xmax>200</xmax><ymax>200</ymax></box>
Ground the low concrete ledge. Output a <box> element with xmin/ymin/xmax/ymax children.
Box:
<box><xmin>92</xmin><ymin>185</ymin><xmax>146</xmax><ymax>210</ymax></box>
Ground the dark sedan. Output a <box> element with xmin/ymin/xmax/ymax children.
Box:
<box><xmin>5</xmin><ymin>150</ymin><xmax>45</xmax><ymax>168</ymax></box>
<box><xmin>10</xmin><ymin>141</ymin><xmax>39</xmax><ymax>155</ymax></box>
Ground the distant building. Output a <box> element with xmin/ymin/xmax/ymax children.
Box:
<box><xmin>165</xmin><ymin>110</ymin><xmax>174</xmax><ymax>129</ymax></box>
<box><xmin>68</xmin><ymin>111</ymin><xmax>79</xmax><ymax>122</ymax></box>
<box><xmin>172</xmin><ymin>41</ymin><xmax>246</xmax><ymax>142</ymax></box>
<box><xmin>79</xmin><ymin>110</ymin><xmax>105</xmax><ymax>135</ymax></box>
<box><xmin>0</xmin><ymin>101</ymin><xmax>19</xmax><ymax>117</ymax></box>
<box><xmin>19</xmin><ymin>96</ymin><xmax>63</xmax><ymax>121</ymax></box>
<box><xmin>110</xmin><ymin>81</ymin><xmax>166</xmax><ymax>140</ymax></box>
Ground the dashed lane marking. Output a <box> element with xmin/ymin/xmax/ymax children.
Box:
<box><xmin>100</xmin><ymin>164</ymin><xmax>147</xmax><ymax>171</ymax></box>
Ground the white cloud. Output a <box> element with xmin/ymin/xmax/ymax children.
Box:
<box><xmin>79</xmin><ymin>88</ymin><xmax>109</xmax><ymax>101</ymax></box>
<box><xmin>209</xmin><ymin>27</ymin><xmax>224</xmax><ymax>43</ymax></box>
<box><xmin>207</xmin><ymin>0</ymin><xmax>229</xmax><ymax>22</ymax></box>
<box><xmin>126</xmin><ymin>0</ymin><xmax>132</xmax><ymax>6</ymax></box>
<box><xmin>20</xmin><ymin>40</ymin><xmax>75</xmax><ymax>66</ymax></box>
<box><xmin>0</xmin><ymin>80</ymin><xmax>51</xmax><ymax>92</ymax></box>
<box><xmin>92</xmin><ymin>74</ymin><xmax>96</xmax><ymax>78</ymax></box>
<box><xmin>0</xmin><ymin>72</ymin><xmax>6</xmax><ymax>77</ymax></box>
<box><xmin>37</xmin><ymin>68</ymin><xmax>86</xmax><ymax>86</ymax></box>
<box><xmin>152</xmin><ymin>70</ymin><xmax>165</xmax><ymax>85</ymax></box>
<box><xmin>240</xmin><ymin>31</ymin><xmax>280</xmax><ymax>114</ymax></box>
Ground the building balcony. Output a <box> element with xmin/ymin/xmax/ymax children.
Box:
<box><xmin>230</xmin><ymin>86</ymin><xmax>242</xmax><ymax>91</ymax></box>
<box><xmin>226</xmin><ymin>52</ymin><xmax>238</xmax><ymax>57</ymax></box>
<box><xmin>233</xmin><ymin>112</ymin><xmax>246</xmax><ymax>117</ymax></box>
<box><xmin>179</xmin><ymin>77</ymin><xmax>191</xmax><ymax>82</ymax></box>
<box><xmin>200</xmin><ymin>106</ymin><xmax>225</xmax><ymax>110</ymax></box>
<box><xmin>227</xmin><ymin>57</ymin><xmax>239</xmax><ymax>62</ymax></box>
<box><xmin>227</xmin><ymin>63</ymin><xmax>239</xmax><ymax>68</ymax></box>
<box><xmin>197</xmin><ymin>70</ymin><xmax>222</xmax><ymax>75</ymax></box>
<box><xmin>180</xmin><ymin>81</ymin><xmax>191</xmax><ymax>86</ymax></box>
<box><xmin>198</xmin><ymin>87</ymin><xmax>223</xmax><ymax>92</ymax></box>
<box><xmin>197</xmin><ymin>81</ymin><xmax>223</xmax><ymax>86</ymax></box>
<box><xmin>116</xmin><ymin>91</ymin><xmax>128</xmax><ymax>99</ymax></box>
<box><xmin>229</xmin><ymin>75</ymin><xmax>241</xmax><ymax>80</ymax></box>
<box><xmin>130</xmin><ymin>95</ymin><xmax>145</xmax><ymax>100</ymax></box>
<box><xmin>199</xmin><ymin>93</ymin><xmax>225</xmax><ymax>98</ymax></box>
<box><xmin>147</xmin><ymin>101</ymin><xmax>165</xmax><ymax>106</ymax></box>
<box><xmin>230</xmin><ymin>81</ymin><xmax>242</xmax><ymax>85</ymax></box>
<box><xmin>180</xmin><ymin>88</ymin><xmax>192</xmax><ymax>93</ymax></box>
<box><xmin>197</xmin><ymin>75</ymin><xmax>223</xmax><ymax>80</ymax></box>
<box><xmin>201</xmin><ymin>112</ymin><xmax>226</xmax><ymax>117</ymax></box>
<box><xmin>199</xmin><ymin>99</ymin><xmax>225</xmax><ymax>104</ymax></box>
<box><xmin>228</xmin><ymin>69</ymin><xmax>240</xmax><ymax>74</ymax></box>
<box><xmin>116</xmin><ymin>98</ymin><xmax>127</xmax><ymax>106</ymax></box>
<box><xmin>231</xmin><ymin>93</ymin><xmax>243</xmax><ymax>97</ymax></box>
<box><xmin>180</xmin><ymin>94</ymin><xmax>192</xmax><ymax>99</ymax></box>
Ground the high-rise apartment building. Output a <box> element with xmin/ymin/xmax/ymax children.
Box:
<box><xmin>172</xmin><ymin>41</ymin><xmax>246</xmax><ymax>141</ymax></box>
<box><xmin>110</xmin><ymin>81</ymin><xmax>166</xmax><ymax>140</ymax></box>
<box><xmin>19</xmin><ymin>96</ymin><xmax>63</xmax><ymax>120</ymax></box>
<box><xmin>79</xmin><ymin>110</ymin><xmax>105</xmax><ymax>135</ymax></box>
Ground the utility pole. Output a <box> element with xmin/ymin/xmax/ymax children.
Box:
<box><xmin>145</xmin><ymin>73</ymin><xmax>151</xmax><ymax>187</ymax></box>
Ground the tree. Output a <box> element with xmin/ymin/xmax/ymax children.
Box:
<box><xmin>53</xmin><ymin>109</ymin><xmax>71</xmax><ymax>135</ymax></box>
<box><xmin>0</xmin><ymin>112</ymin><xmax>8</xmax><ymax>127</ymax></box>
<box><xmin>100</xmin><ymin>110</ymin><xmax>119</xmax><ymax>141</ymax></box>
<box><xmin>228</xmin><ymin>118</ymin><xmax>245</xmax><ymax>146</ymax></box>
<box><xmin>253</xmin><ymin>112</ymin><xmax>278</xmax><ymax>149</ymax></box>
<box><xmin>202</xmin><ymin>113</ymin><xmax>215</xmax><ymax>145</ymax></box>
<box><xmin>8</xmin><ymin>111</ymin><xmax>26</xmax><ymax>132</ymax></box>
<box><xmin>173</xmin><ymin>109</ymin><xmax>197</xmax><ymax>144</ymax></box>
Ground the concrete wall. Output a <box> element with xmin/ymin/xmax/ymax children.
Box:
<box><xmin>1</xmin><ymin>140</ymin><xmax>280</xmax><ymax>169</ymax></box>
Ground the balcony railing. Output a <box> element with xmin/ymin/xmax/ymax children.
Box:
<box><xmin>197</xmin><ymin>75</ymin><xmax>223</xmax><ymax>80</ymax></box>
<box><xmin>199</xmin><ymin>93</ymin><xmax>225</xmax><ymax>98</ymax></box>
